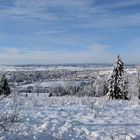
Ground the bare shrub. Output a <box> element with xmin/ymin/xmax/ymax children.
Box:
<box><xmin>0</xmin><ymin>96</ymin><xmax>20</xmax><ymax>132</ymax></box>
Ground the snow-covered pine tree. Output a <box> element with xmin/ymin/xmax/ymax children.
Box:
<box><xmin>136</xmin><ymin>66</ymin><xmax>140</xmax><ymax>99</ymax></box>
<box><xmin>0</xmin><ymin>74</ymin><xmax>11</xmax><ymax>96</ymax></box>
<box><xmin>108</xmin><ymin>55</ymin><xmax>128</xmax><ymax>100</ymax></box>
<box><xmin>121</xmin><ymin>76</ymin><xmax>129</xmax><ymax>99</ymax></box>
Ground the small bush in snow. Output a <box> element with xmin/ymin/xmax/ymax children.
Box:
<box><xmin>49</xmin><ymin>82</ymin><xmax>81</xmax><ymax>96</ymax></box>
<box><xmin>49</xmin><ymin>81</ymin><xmax>96</xmax><ymax>97</ymax></box>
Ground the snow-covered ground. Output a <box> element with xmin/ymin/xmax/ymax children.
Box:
<box><xmin>0</xmin><ymin>65</ymin><xmax>139</xmax><ymax>140</ymax></box>
<box><xmin>0</xmin><ymin>94</ymin><xmax>140</xmax><ymax>140</ymax></box>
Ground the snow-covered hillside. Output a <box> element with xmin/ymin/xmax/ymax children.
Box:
<box><xmin>0</xmin><ymin>64</ymin><xmax>139</xmax><ymax>140</ymax></box>
<box><xmin>0</xmin><ymin>94</ymin><xmax>140</xmax><ymax>140</ymax></box>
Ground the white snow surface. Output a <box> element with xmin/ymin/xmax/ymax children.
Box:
<box><xmin>0</xmin><ymin>94</ymin><xmax>140</xmax><ymax>140</ymax></box>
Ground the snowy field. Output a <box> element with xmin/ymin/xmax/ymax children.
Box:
<box><xmin>0</xmin><ymin>94</ymin><xmax>140</xmax><ymax>140</ymax></box>
<box><xmin>0</xmin><ymin>64</ymin><xmax>140</xmax><ymax>140</ymax></box>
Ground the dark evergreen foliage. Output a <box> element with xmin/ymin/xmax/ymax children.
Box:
<box><xmin>108</xmin><ymin>55</ymin><xmax>128</xmax><ymax>100</ymax></box>
<box><xmin>0</xmin><ymin>74</ymin><xmax>11</xmax><ymax>96</ymax></box>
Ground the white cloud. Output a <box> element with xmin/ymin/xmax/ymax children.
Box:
<box><xmin>107</xmin><ymin>0</ymin><xmax>140</xmax><ymax>9</ymax></box>
<box><xmin>0</xmin><ymin>42</ymin><xmax>139</xmax><ymax>64</ymax></box>
<box><xmin>75</xmin><ymin>12</ymin><xmax>140</xmax><ymax>29</ymax></box>
<box><xmin>0</xmin><ymin>0</ymin><xmax>91</xmax><ymax>22</ymax></box>
<box><xmin>0</xmin><ymin>0</ymin><xmax>140</xmax><ymax>28</ymax></box>
<box><xmin>0</xmin><ymin>43</ymin><xmax>114</xmax><ymax>64</ymax></box>
<box><xmin>118</xmin><ymin>37</ymin><xmax>140</xmax><ymax>64</ymax></box>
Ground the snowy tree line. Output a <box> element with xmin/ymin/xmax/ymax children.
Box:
<box><xmin>6</xmin><ymin>70</ymin><xmax>97</xmax><ymax>84</ymax></box>
<box><xmin>0</xmin><ymin>55</ymin><xmax>140</xmax><ymax>99</ymax></box>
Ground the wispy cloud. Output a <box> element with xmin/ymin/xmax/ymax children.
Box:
<box><xmin>0</xmin><ymin>0</ymin><xmax>140</xmax><ymax>27</ymax></box>
<box><xmin>106</xmin><ymin>0</ymin><xmax>140</xmax><ymax>9</ymax></box>
<box><xmin>0</xmin><ymin>43</ymin><xmax>114</xmax><ymax>64</ymax></box>
<box><xmin>0</xmin><ymin>0</ymin><xmax>140</xmax><ymax>64</ymax></box>
<box><xmin>75</xmin><ymin>11</ymin><xmax>140</xmax><ymax>28</ymax></box>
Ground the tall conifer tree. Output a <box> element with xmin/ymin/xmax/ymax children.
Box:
<box><xmin>108</xmin><ymin>55</ymin><xmax>128</xmax><ymax>99</ymax></box>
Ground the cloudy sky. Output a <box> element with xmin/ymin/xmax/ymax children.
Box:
<box><xmin>0</xmin><ymin>0</ymin><xmax>140</xmax><ymax>64</ymax></box>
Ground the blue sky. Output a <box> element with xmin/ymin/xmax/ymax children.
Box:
<box><xmin>0</xmin><ymin>0</ymin><xmax>140</xmax><ymax>64</ymax></box>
